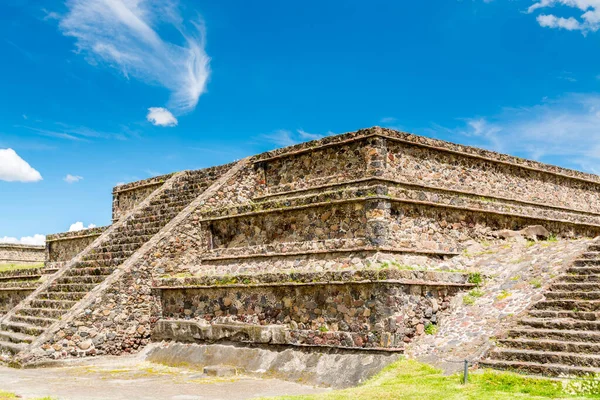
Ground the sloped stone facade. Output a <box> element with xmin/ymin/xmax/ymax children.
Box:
<box><xmin>4</xmin><ymin>127</ymin><xmax>600</xmax><ymax>366</ymax></box>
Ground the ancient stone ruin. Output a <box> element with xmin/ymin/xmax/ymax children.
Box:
<box><xmin>2</xmin><ymin>126</ymin><xmax>600</xmax><ymax>382</ymax></box>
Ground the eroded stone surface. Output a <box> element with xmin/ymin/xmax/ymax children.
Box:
<box><xmin>405</xmin><ymin>237</ymin><xmax>590</xmax><ymax>372</ymax></box>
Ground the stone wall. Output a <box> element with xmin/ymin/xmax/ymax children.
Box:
<box><xmin>0</xmin><ymin>244</ymin><xmax>45</xmax><ymax>265</ymax></box>
<box><xmin>45</xmin><ymin>227</ymin><xmax>108</xmax><ymax>269</ymax></box>
<box><xmin>112</xmin><ymin>174</ymin><xmax>173</xmax><ymax>222</ymax></box>
<box><xmin>155</xmin><ymin>270</ymin><xmax>472</xmax><ymax>350</ymax></box>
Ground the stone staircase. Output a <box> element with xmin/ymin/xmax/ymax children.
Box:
<box><xmin>482</xmin><ymin>242</ymin><xmax>600</xmax><ymax>376</ymax></box>
<box><xmin>0</xmin><ymin>169</ymin><xmax>222</xmax><ymax>357</ymax></box>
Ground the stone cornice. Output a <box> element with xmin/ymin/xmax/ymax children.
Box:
<box><xmin>252</xmin><ymin>127</ymin><xmax>600</xmax><ymax>186</ymax></box>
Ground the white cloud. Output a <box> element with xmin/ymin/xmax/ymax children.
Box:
<box><xmin>380</xmin><ymin>117</ymin><xmax>397</xmax><ymax>123</ymax></box>
<box><xmin>0</xmin><ymin>149</ymin><xmax>42</xmax><ymax>182</ymax></box>
<box><xmin>262</xmin><ymin>129</ymin><xmax>336</xmax><ymax>147</ymax></box>
<box><xmin>147</xmin><ymin>107</ymin><xmax>178</xmax><ymax>127</ymax></box>
<box><xmin>528</xmin><ymin>0</ymin><xmax>600</xmax><ymax>33</ymax></box>
<box><xmin>428</xmin><ymin>93</ymin><xmax>600</xmax><ymax>173</ymax></box>
<box><xmin>64</xmin><ymin>174</ymin><xmax>83</xmax><ymax>183</ymax></box>
<box><xmin>0</xmin><ymin>234</ymin><xmax>46</xmax><ymax>246</ymax></box>
<box><xmin>69</xmin><ymin>222</ymin><xmax>97</xmax><ymax>232</ymax></box>
<box><xmin>57</xmin><ymin>0</ymin><xmax>210</xmax><ymax>115</ymax></box>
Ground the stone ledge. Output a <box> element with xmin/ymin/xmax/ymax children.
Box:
<box><xmin>198</xmin><ymin>192</ymin><xmax>600</xmax><ymax>230</ymax></box>
<box><xmin>201</xmin><ymin>247</ymin><xmax>458</xmax><ymax>262</ymax></box>
<box><xmin>46</xmin><ymin>226</ymin><xmax>109</xmax><ymax>242</ymax></box>
<box><xmin>155</xmin><ymin>269</ymin><xmax>473</xmax><ymax>289</ymax></box>
<box><xmin>152</xmin><ymin>320</ymin><xmax>405</xmax><ymax>352</ymax></box>
<box><xmin>0</xmin><ymin>244</ymin><xmax>44</xmax><ymax>251</ymax></box>
<box><xmin>253</xmin><ymin>177</ymin><xmax>600</xmax><ymax>220</ymax></box>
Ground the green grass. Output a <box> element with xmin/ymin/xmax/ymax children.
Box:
<box><xmin>0</xmin><ymin>390</ymin><xmax>54</xmax><ymax>400</ymax></box>
<box><xmin>266</xmin><ymin>359</ymin><xmax>599</xmax><ymax>400</ymax></box>
<box><xmin>0</xmin><ymin>263</ymin><xmax>43</xmax><ymax>273</ymax></box>
<box><xmin>463</xmin><ymin>295</ymin><xmax>476</xmax><ymax>305</ymax></box>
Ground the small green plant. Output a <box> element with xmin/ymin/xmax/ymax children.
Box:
<box><xmin>318</xmin><ymin>325</ymin><xmax>329</xmax><ymax>333</ymax></box>
<box><xmin>468</xmin><ymin>272</ymin><xmax>483</xmax><ymax>285</ymax></box>
<box><xmin>526</xmin><ymin>240</ymin><xmax>536</xmax><ymax>248</ymax></box>
<box><xmin>510</xmin><ymin>275</ymin><xmax>521</xmax><ymax>281</ymax></box>
<box><xmin>529</xmin><ymin>278</ymin><xmax>542</xmax><ymax>288</ymax></box>
<box><xmin>496</xmin><ymin>290</ymin><xmax>512</xmax><ymax>300</ymax></box>
<box><xmin>424</xmin><ymin>322</ymin><xmax>438</xmax><ymax>335</ymax></box>
<box><xmin>480</xmin><ymin>239</ymin><xmax>491</xmax><ymax>247</ymax></box>
<box><xmin>547</xmin><ymin>234</ymin><xmax>558</xmax><ymax>242</ymax></box>
<box><xmin>469</xmin><ymin>288</ymin><xmax>484</xmax><ymax>298</ymax></box>
<box><xmin>463</xmin><ymin>295</ymin><xmax>475</xmax><ymax>305</ymax></box>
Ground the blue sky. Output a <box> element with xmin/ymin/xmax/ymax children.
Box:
<box><xmin>2</xmin><ymin>0</ymin><xmax>600</xmax><ymax>243</ymax></box>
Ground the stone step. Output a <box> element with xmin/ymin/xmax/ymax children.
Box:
<box><xmin>520</xmin><ymin>317</ymin><xmax>600</xmax><ymax>331</ymax></box>
<box><xmin>550</xmin><ymin>283</ymin><xmax>600</xmax><ymax>292</ymax></box>
<box><xmin>480</xmin><ymin>359</ymin><xmax>600</xmax><ymax>377</ymax></box>
<box><xmin>106</xmin><ymin>235</ymin><xmax>154</xmax><ymax>247</ymax></box>
<box><xmin>489</xmin><ymin>348</ymin><xmax>600</xmax><ymax>368</ymax></box>
<box><xmin>73</xmin><ymin>258</ymin><xmax>127</xmax><ymax>269</ymax></box>
<box><xmin>63</xmin><ymin>267</ymin><xmax>115</xmax><ymax>277</ymax></box>
<box><xmin>46</xmin><ymin>283</ymin><xmax>97</xmax><ymax>293</ymax></box>
<box><xmin>529</xmin><ymin>310</ymin><xmax>600</xmax><ymax>320</ymax></box>
<box><xmin>0</xmin><ymin>321</ymin><xmax>45</xmax><ymax>336</ymax></box>
<box><xmin>545</xmin><ymin>291</ymin><xmax>600</xmax><ymax>300</ymax></box>
<box><xmin>0</xmin><ymin>330</ymin><xmax>34</xmax><ymax>344</ymax></box>
<box><xmin>566</xmin><ymin>266</ymin><xmax>600</xmax><ymax>275</ymax></box>
<box><xmin>17</xmin><ymin>307</ymin><xmax>65</xmax><ymax>319</ymax></box>
<box><xmin>0</xmin><ymin>281</ymin><xmax>39</xmax><ymax>289</ymax></box>
<box><xmin>40</xmin><ymin>268</ymin><xmax>59</xmax><ymax>275</ymax></box>
<box><xmin>559</xmin><ymin>274</ymin><xmax>600</xmax><ymax>282</ymax></box>
<box><xmin>573</xmin><ymin>259</ymin><xmax>600</xmax><ymax>266</ymax></box>
<box><xmin>82</xmin><ymin>251</ymin><xmax>135</xmax><ymax>262</ymax></box>
<box><xmin>586</xmin><ymin>244</ymin><xmax>600</xmax><ymax>252</ymax></box>
<box><xmin>533</xmin><ymin>299</ymin><xmax>600</xmax><ymax>312</ymax></box>
<box><xmin>0</xmin><ymin>274</ymin><xmax>41</xmax><ymax>282</ymax></box>
<box><xmin>0</xmin><ymin>340</ymin><xmax>26</xmax><ymax>355</ymax></box>
<box><xmin>498</xmin><ymin>338</ymin><xmax>600</xmax><ymax>354</ymax></box>
<box><xmin>11</xmin><ymin>314</ymin><xmax>58</xmax><ymax>328</ymax></box>
<box><xmin>30</xmin><ymin>299</ymin><xmax>76</xmax><ymax>310</ymax></box>
<box><xmin>579</xmin><ymin>252</ymin><xmax>600</xmax><ymax>259</ymax></box>
<box><xmin>54</xmin><ymin>275</ymin><xmax>106</xmax><ymax>285</ymax></box>
<box><xmin>38</xmin><ymin>291</ymin><xmax>87</xmax><ymax>301</ymax></box>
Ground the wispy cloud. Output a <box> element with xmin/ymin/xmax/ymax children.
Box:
<box><xmin>19</xmin><ymin>121</ymin><xmax>134</xmax><ymax>141</ymax></box>
<box><xmin>427</xmin><ymin>93</ymin><xmax>600</xmax><ymax>173</ymax></box>
<box><xmin>0</xmin><ymin>234</ymin><xmax>45</xmax><ymax>246</ymax></box>
<box><xmin>380</xmin><ymin>117</ymin><xmax>397</xmax><ymax>124</ymax></box>
<box><xmin>0</xmin><ymin>149</ymin><xmax>43</xmax><ymax>182</ymax></box>
<box><xmin>527</xmin><ymin>1</ymin><xmax>600</xmax><ymax>33</ymax></box>
<box><xmin>147</xmin><ymin>107</ymin><xmax>178</xmax><ymax>127</ymax></box>
<box><xmin>56</xmin><ymin>0</ymin><xmax>210</xmax><ymax>115</ymax></box>
<box><xmin>261</xmin><ymin>129</ymin><xmax>336</xmax><ymax>148</ymax></box>
<box><xmin>64</xmin><ymin>174</ymin><xmax>83</xmax><ymax>183</ymax></box>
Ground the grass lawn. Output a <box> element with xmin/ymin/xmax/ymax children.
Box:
<box><xmin>0</xmin><ymin>263</ymin><xmax>44</xmax><ymax>273</ymax></box>
<box><xmin>269</xmin><ymin>360</ymin><xmax>599</xmax><ymax>400</ymax></box>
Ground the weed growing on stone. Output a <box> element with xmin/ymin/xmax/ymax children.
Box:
<box><xmin>529</xmin><ymin>278</ymin><xmax>542</xmax><ymax>288</ymax></box>
<box><xmin>463</xmin><ymin>295</ymin><xmax>475</xmax><ymax>306</ymax></box>
<box><xmin>496</xmin><ymin>290</ymin><xmax>511</xmax><ymax>301</ymax></box>
<box><xmin>467</xmin><ymin>272</ymin><xmax>483</xmax><ymax>285</ymax></box>
<box><xmin>424</xmin><ymin>322</ymin><xmax>438</xmax><ymax>335</ymax></box>
<box><xmin>468</xmin><ymin>288</ymin><xmax>484</xmax><ymax>298</ymax></box>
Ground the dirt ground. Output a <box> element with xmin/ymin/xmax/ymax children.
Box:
<box><xmin>0</xmin><ymin>355</ymin><xmax>327</xmax><ymax>400</ymax></box>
